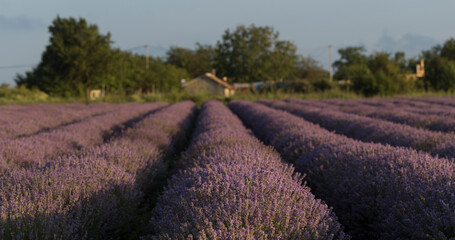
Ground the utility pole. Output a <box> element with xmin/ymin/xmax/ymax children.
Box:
<box><xmin>329</xmin><ymin>45</ymin><xmax>333</xmax><ymax>82</ymax></box>
<box><xmin>145</xmin><ymin>44</ymin><xmax>150</xmax><ymax>70</ymax></box>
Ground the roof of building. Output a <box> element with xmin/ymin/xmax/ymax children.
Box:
<box><xmin>183</xmin><ymin>73</ymin><xmax>234</xmax><ymax>89</ymax></box>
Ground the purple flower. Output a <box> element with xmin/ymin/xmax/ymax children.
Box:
<box><xmin>229</xmin><ymin>100</ymin><xmax>455</xmax><ymax>239</ymax></box>
<box><xmin>0</xmin><ymin>101</ymin><xmax>197</xmax><ymax>239</ymax></box>
<box><xmin>150</xmin><ymin>100</ymin><xmax>347</xmax><ymax>239</ymax></box>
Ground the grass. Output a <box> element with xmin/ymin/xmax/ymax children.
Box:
<box><xmin>1</xmin><ymin>84</ymin><xmax>454</xmax><ymax>105</ymax></box>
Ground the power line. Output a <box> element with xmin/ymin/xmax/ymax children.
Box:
<box><xmin>124</xmin><ymin>45</ymin><xmax>146</xmax><ymax>51</ymax></box>
<box><xmin>300</xmin><ymin>45</ymin><xmax>328</xmax><ymax>51</ymax></box>
<box><xmin>0</xmin><ymin>44</ymin><xmax>151</xmax><ymax>71</ymax></box>
<box><xmin>305</xmin><ymin>48</ymin><xmax>326</xmax><ymax>59</ymax></box>
<box><xmin>300</xmin><ymin>43</ymin><xmax>345</xmax><ymax>53</ymax></box>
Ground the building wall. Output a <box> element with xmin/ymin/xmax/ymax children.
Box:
<box><xmin>224</xmin><ymin>88</ymin><xmax>235</xmax><ymax>97</ymax></box>
<box><xmin>89</xmin><ymin>90</ymin><xmax>102</xmax><ymax>100</ymax></box>
<box><xmin>184</xmin><ymin>77</ymin><xmax>230</xmax><ymax>96</ymax></box>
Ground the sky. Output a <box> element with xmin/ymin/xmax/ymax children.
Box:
<box><xmin>1</xmin><ymin>0</ymin><xmax>454</xmax><ymax>85</ymax></box>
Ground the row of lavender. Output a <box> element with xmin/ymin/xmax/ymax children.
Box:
<box><xmin>229</xmin><ymin>100</ymin><xmax>455</xmax><ymax>239</ymax></box>
<box><xmin>0</xmin><ymin>102</ymin><xmax>168</xmax><ymax>170</ymax></box>
<box><xmin>370</xmin><ymin>96</ymin><xmax>455</xmax><ymax>108</ymax></box>
<box><xmin>328</xmin><ymin>97</ymin><xmax>455</xmax><ymax>118</ymax></box>
<box><xmin>411</xmin><ymin>96</ymin><xmax>455</xmax><ymax>107</ymax></box>
<box><xmin>385</xmin><ymin>97</ymin><xmax>455</xmax><ymax>118</ymax></box>
<box><xmin>264</xmin><ymin>99</ymin><xmax>455</xmax><ymax>160</ymax></box>
<box><xmin>0</xmin><ymin>101</ymin><xmax>197</xmax><ymax>239</ymax></box>
<box><xmin>147</xmin><ymin>100</ymin><xmax>347</xmax><ymax>239</ymax></box>
<box><xmin>0</xmin><ymin>103</ymin><xmax>120</xmax><ymax>139</ymax></box>
<box><xmin>311</xmin><ymin>98</ymin><xmax>455</xmax><ymax>133</ymax></box>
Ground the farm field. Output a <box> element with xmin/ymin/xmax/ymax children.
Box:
<box><xmin>1</xmin><ymin>96</ymin><xmax>455</xmax><ymax>239</ymax></box>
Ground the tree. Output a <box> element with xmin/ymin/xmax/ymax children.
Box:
<box><xmin>368</xmin><ymin>52</ymin><xmax>409</xmax><ymax>95</ymax></box>
<box><xmin>166</xmin><ymin>43</ymin><xmax>215</xmax><ymax>78</ymax></box>
<box><xmin>105</xmin><ymin>51</ymin><xmax>189</xmax><ymax>94</ymax></box>
<box><xmin>393</xmin><ymin>51</ymin><xmax>407</xmax><ymax>70</ymax></box>
<box><xmin>16</xmin><ymin>16</ymin><xmax>112</xmax><ymax>101</ymax></box>
<box><xmin>345</xmin><ymin>64</ymin><xmax>377</xmax><ymax>96</ymax></box>
<box><xmin>333</xmin><ymin>47</ymin><xmax>411</xmax><ymax>96</ymax></box>
<box><xmin>368</xmin><ymin>52</ymin><xmax>401</xmax><ymax>76</ymax></box>
<box><xmin>214</xmin><ymin>24</ymin><xmax>298</xmax><ymax>83</ymax></box>
<box><xmin>424</xmin><ymin>56</ymin><xmax>455</xmax><ymax>92</ymax></box>
<box><xmin>422</xmin><ymin>39</ymin><xmax>455</xmax><ymax>92</ymax></box>
<box><xmin>293</xmin><ymin>56</ymin><xmax>328</xmax><ymax>81</ymax></box>
<box><xmin>440</xmin><ymin>38</ymin><xmax>455</xmax><ymax>61</ymax></box>
<box><xmin>267</xmin><ymin>40</ymin><xmax>298</xmax><ymax>81</ymax></box>
<box><xmin>334</xmin><ymin>47</ymin><xmax>368</xmax><ymax>67</ymax></box>
<box><xmin>148</xmin><ymin>57</ymin><xmax>189</xmax><ymax>92</ymax></box>
<box><xmin>333</xmin><ymin>46</ymin><xmax>368</xmax><ymax>81</ymax></box>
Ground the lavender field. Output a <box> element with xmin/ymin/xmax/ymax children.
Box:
<box><xmin>1</xmin><ymin>97</ymin><xmax>455</xmax><ymax>239</ymax></box>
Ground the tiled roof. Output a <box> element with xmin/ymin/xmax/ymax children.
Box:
<box><xmin>202</xmin><ymin>73</ymin><xmax>235</xmax><ymax>89</ymax></box>
<box><xmin>182</xmin><ymin>73</ymin><xmax>235</xmax><ymax>89</ymax></box>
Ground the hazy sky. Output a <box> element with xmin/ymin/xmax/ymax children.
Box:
<box><xmin>1</xmin><ymin>0</ymin><xmax>454</xmax><ymax>85</ymax></box>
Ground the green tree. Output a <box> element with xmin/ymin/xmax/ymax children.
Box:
<box><xmin>103</xmin><ymin>50</ymin><xmax>142</xmax><ymax>92</ymax></box>
<box><xmin>334</xmin><ymin>47</ymin><xmax>412</xmax><ymax>96</ymax></box>
<box><xmin>16</xmin><ymin>16</ymin><xmax>112</xmax><ymax>101</ymax></box>
<box><xmin>333</xmin><ymin>46</ymin><xmax>368</xmax><ymax>81</ymax></box>
<box><xmin>148</xmin><ymin>57</ymin><xmax>189</xmax><ymax>92</ymax></box>
<box><xmin>393</xmin><ymin>51</ymin><xmax>407</xmax><ymax>70</ymax></box>
<box><xmin>346</xmin><ymin>64</ymin><xmax>377</xmax><ymax>96</ymax></box>
<box><xmin>369</xmin><ymin>52</ymin><xmax>395</xmax><ymax>73</ymax></box>
<box><xmin>107</xmin><ymin>52</ymin><xmax>189</xmax><ymax>94</ymax></box>
<box><xmin>422</xmin><ymin>39</ymin><xmax>455</xmax><ymax>92</ymax></box>
<box><xmin>293</xmin><ymin>56</ymin><xmax>328</xmax><ymax>81</ymax></box>
<box><xmin>214</xmin><ymin>24</ymin><xmax>298</xmax><ymax>83</ymax></box>
<box><xmin>334</xmin><ymin>46</ymin><xmax>368</xmax><ymax>66</ymax></box>
<box><xmin>166</xmin><ymin>43</ymin><xmax>214</xmax><ymax>78</ymax></box>
<box><xmin>440</xmin><ymin>38</ymin><xmax>455</xmax><ymax>60</ymax></box>
<box><xmin>267</xmin><ymin>40</ymin><xmax>298</xmax><ymax>81</ymax></box>
<box><xmin>424</xmin><ymin>56</ymin><xmax>455</xmax><ymax>92</ymax></box>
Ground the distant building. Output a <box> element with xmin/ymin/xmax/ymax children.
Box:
<box><xmin>89</xmin><ymin>89</ymin><xmax>103</xmax><ymax>100</ymax></box>
<box><xmin>405</xmin><ymin>59</ymin><xmax>425</xmax><ymax>81</ymax></box>
<box><xmin>182</xmin><ymin>73</ymin><xmax>235</xmax><ymax>97</ymax></box>
<box><xmin>416</xmin><ymin>59</ymin><xmax>425</xmax><ymax>78</ymax></box>
<box><xmin>233</xmin><ymin>83</ymin><xmax>252</xmax><ymax>93</ymax></box>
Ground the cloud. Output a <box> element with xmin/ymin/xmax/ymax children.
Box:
<box><xmin>0</xmin><ymin>15</ymin><xmax>45</xmax><ymax>32</ymax></box>
<box><xmin>375</xmin><ymin>33</ymin><xmax>440</xmax><ymax>57</ymax></box>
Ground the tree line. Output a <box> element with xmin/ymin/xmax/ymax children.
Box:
<box><xmin>16</xmin><ymin>16</ymin><xmax>189</xmax><ymax>101</ymax></box>
<box><xmin>16</xmin><ymin>16</ymin><xmax>455</xmax><ymax>99</ymax></box>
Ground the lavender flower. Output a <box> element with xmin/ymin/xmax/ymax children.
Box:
<box><xmin>229</xmin><ymin>100</ymin><xmax>455</xmax><ymax>239</ymax></box>
<box><xmin>150</xmin><ymin>100</ymin><xmax>347</xmax><ymax>239</ymax></box>
<box><xmin>0</xmin><ymin>102</ymin><xmax>167</xmax><ymax>169</ymax></box>
<box><xmin>0</xmin><ymin>103</ymin><xmax>116</xmax><ymax>139</ymax></box>
<box><xmin>0</xmin><ymin>101</ymin><xmax>197</xmax><ymax>239</ymax></box>
<box><xmin>260</xmin><ymin>99</ymin><xmax>455</xmax><ymax>160</ymax></box>
<box><xmin>297</xmin><ymin>98</ymin><xmax>455</xmax><ymax>133</ymax></box>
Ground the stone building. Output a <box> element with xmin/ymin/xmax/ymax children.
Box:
<box><xmin>182</xmin><ymin>73</ymin><xmax>235</xmax><ymax>97</ymax></box>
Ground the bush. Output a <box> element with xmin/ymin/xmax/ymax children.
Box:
<box><xmin>0</xmin><ymin>84</ymin><xmax>51</xmax><ymax>104</ymax></box>
<box><xmin>312</xmin><ymin>78</ymin><xmax>336</xmax><ymax>91</ymax></box>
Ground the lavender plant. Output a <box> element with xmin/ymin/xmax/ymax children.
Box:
<box><xmin>0</xmin><ymin>101</ymin><xmax>197</xmax><ymax>239</ymax></box>
<box><xmin>0</xmin><ymin>103</ymin><xmax>117</xmax><ymax>139</ymax></box>
<box><xmin>261</xmin><ymin>99</ymin><xmax>455</xmax><ymax>160</ymax></box>
<box><xmin>311</xmin><ymin>98</ymin><xmax>455</xmax><ymax>133</ymax></box>
<box><xmin>0</xmin><ymin>102</ymin><xmax>167</xmax><ymax>168</ymax></box>
<box><xmin>363</xmin><ymin>97</ymin><xmax>455</xmax><ymax>119</ymax></box>
<box><xmin>149</xmin><ymin>100</ymin><xmax>347</xmax><ymax>240</ymax></box>
<box><xmin>414</xmin><ymin>96</ymin><xmax>455</xmax><ymax>107</ymax></box>
<box><xmin>229</xmin><ymin>100</ymin><xmax>455</xmax><ymax>239</ymax></box>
